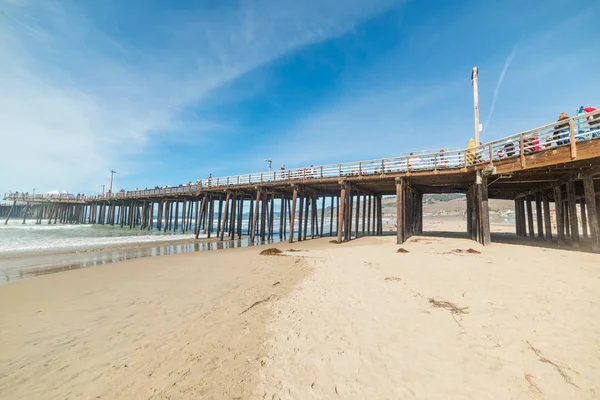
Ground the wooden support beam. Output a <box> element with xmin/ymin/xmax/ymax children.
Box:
<box><xmin>248</xmin><ymin>198</ymin><xmax>254</xmax><ymax>237</ymax></box>
<box><xmin>361</xmin><ymin>194</ymin><xmax>366</xmax><ymax>236</ymax></box>
<box><xmin>207</xmin><ymin>197</ymin><xmax>214</xmax><ymax>238</ymax></box>
<box><xmin>220</xmin><ymin>193</ymin><xmax>230</xmax><ymax>241</ymax></box>
<box><xmin>269</xmin><ymin>193</ymin><xmax>275</xmax><ymax>240</ymax></box>
<box><xmin>229</xmin><ymin>196</ymin><xmax>236</xmax><ymax>240</ymax></box>
<box><xmin>279</xmin><ymin>195</ymin><xmax>285</xmax><ymax>240</ymax></box>
<box><xmin>21</xmin><ymin>202</ymin><xmax>29</xmax><ymax>224</ymax></box>
<box><xmin>535</xmin><ymin>193</ymin><xmax>543</xmax><ymax>239</ymax></box>
<box><xmin>396</xmin><ymin>178</ymin><xmax>405</xmax><ymax>244</ymax></box>
<box><xmin>303</xmin><ymin>191</ymin><xmax>309</xmax><ymax>241</ymax></box>
<box><xmin>469</xmin><ymin>186</ymin><xmax>478</xmax><ymax>240</ymax></box>
<box><xmin>329</xmin><ymin>196</ymin><xmax>334</xmax><ymax>238</ymax></box>
<box><xmin>542</xmin><ymin>191</ymin><xmax>552</xmax><ymax>240</ymax></box>
<box><xmin>195</xmin><ymin>197</ymin><xmax>206</xmax><ymax>239</ymax></box>
<box><xmin>580</xmin><ymin>199</ymin><xmax>588</xmax><ymax>240</ymax></box>
<box><xmin>566</xmin><ymin>182</ymin><xmax>579</xmax><ymax>247</ymax></box>
<box><xmin>583</xmin><ymin>177</ymin><xmax>600</xmax><ymax>251</ymax></box>
<box><xmin>367</xmin><ymin>195</ymin><xmax>371</xmax><ymax>235</ymax></box>
<box><xmin>174</xmin><ymin>201</ymin><xmax>179</xmax><ymax>231</ymax></box>
<box><xmin>355</xmin><ymin>193</ymin><xmax>360</xmax><ymax>238</ymax></box>
<box><xmin>337</xmin><ymin>184</ymin><xmax>346</xmax><ymax>243</ymax></box>
<box><xmin>478</xmin><ymin>176</ymin><xmax>491</xmax><ymax>245</ymax></box>
<box><xmin>320</xmin><ymin>196</ymin><xmax>326</xmax><ymax>238</ymax></box>
<box><xmin>217</xmin><ymin>198</ymin><xmax>224</xmax><ymax>238</ymax></box>
<box><xmin>564</xmin><ymin>201</ymin><xmax>570</xmax><ymax>238</ymax></box>
<box><xmin>298</xmin><ymin>190</ymin><xmax>304</xmax><ymax>242</ymax></box>
<box><xmin>553</xmin><ymin>186</ymin><xmax>565</xmax><ymax>243</ymax></box>
<box><xmin>289</xmin><ymin>186</ymin><xmax>298</xmax><ymax>243</ymax></box>
<box><xmin>526</xmin><ymin>195</ymin><xmax>535</xmax><ymax>239</ymax></box>
<box><xmin>237</xmin><ymin>197</ymin><xmax>243</xmax><ymax>239</ymax></box>
<box><xmin>181</xmin><ymin>200</ymin><xmax>187</xmax><ymax>233</ymax></box>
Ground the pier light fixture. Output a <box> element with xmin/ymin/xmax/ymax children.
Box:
<box><xmin>471</xmin><ymin>67</ymin><xmax>481</xmax><ymax>146</ymax></box>
<box><xmin>264</xmin><ymin>158</ymin><xmax>272</xmax><ymax>172</ymax></box>
<box><xmin>109</xmin><ymin>169</ymin><xmax>118</xmax><ymax>194</ymax></box>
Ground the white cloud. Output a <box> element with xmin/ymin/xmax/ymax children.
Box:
<box><xmin>0</xmin><ymin>0</ymin><xmax>401</xmax><ymax>193</ymax></box>
<box><xmin>481</xmin><ymin>42</ymin><xmax>519</xmax><ymax>137</ymax></box>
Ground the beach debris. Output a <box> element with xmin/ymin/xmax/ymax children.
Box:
<box><xmin>428</xmin><ymin>297</ymin><xmax>469</xmax><ymax>328</ymax></box>
<box><xmin>260</xmin><ymin>248</ymin><xmax>283</xmax><ymax>256</ymax></box>
<box><xmin>329</xmin><ymin>240</ymin><xmax>343</xmax><ymax>244</ymax></box>
<box><xmin>272</xmin><ymin>281</ymin><xmax>280</xmax><ymax>287</ymax></box>
<box><xmin>524</xmin><ymin>373</ymin><xmax>543</xmax><ymax>396</ymax></box>
<box><xmin>286</xmin><ymin>249</ymin><xmax>304</xmax><ymax>252</ymax></box>
<box><xmin>450</xmin><ymin>248</ymin><xmax>481</xmax><ymax>255</ymax></box>
<box><xmin>428</xmin><ymin>298</ymin><xmax>469</xmax><ymax>314</ymax></box>
<box><xmin>240</xmin><ymin>295</ymin><xmax>275</xmax><ymax>315</ymax></box>
<box><xmin>396</xmin><ymin>247</ymin><xmax>409</xmax><ymax>253</ymax></box>
<box><xmin>384</xmin><ymin>277</ymin><xmax>402</xmax><ymax>282</ymax></box>
<box><xmin>525</xmin><ymin>341</ymin><xmax>580</xmax><ymax>389</ymax></box>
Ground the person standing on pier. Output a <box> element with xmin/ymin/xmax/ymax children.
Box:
<box><xmin>553</xmin><ymin>112</ymin><xmax>570</xmax><ymax>145</ymax></box>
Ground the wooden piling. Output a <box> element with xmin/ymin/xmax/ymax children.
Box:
<box><xmin>542</xmin><ymin>191</ymin><xmax>552</xmax><ymax>240</ymax></box>
<box><xmin>566</xmin><ymin>182</ymin><xmax>579</xmax><ymax>246</ymax></box>
<box><xmin>553</xmin><ymin>186</ymin><xmax>565</xmax><ymax>243</ymax></box>
<box><xmin>220</xmin><ymin>193</ymin><xmax>230</xmax><ymax>241</ymax></box>
<box><xmin>526</xmin><ymin>195</ymin><xmax>535</xmax><ymax>239</ymax></box>
<box><xmin>583</xmin><ymin>176</ymin><xmax>600</xmax><ymax>250</ymax></box>
<box><xmin>580</xmin><ymin>199</ymin><xmax>588</xmax><ymax>240</ymax></box>
<box><xmin>396</xmin><ymin>178</ymin><xmax>405</xmax><ymax>244</ymax></box>
<box><xmin>289</xmin><ymin>186</ymin><xmax>298</xmax><ymax>243</ymax></box>
<box><xmin>337</xmin><ymin>183</ymin><xmax>346</xmax><ymax>243</ymax></box>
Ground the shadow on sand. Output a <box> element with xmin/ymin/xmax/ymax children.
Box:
<box><xmin>417</xmin><ymin>230</ymin><xmax>598</xmax><ymax>254</ymax></box>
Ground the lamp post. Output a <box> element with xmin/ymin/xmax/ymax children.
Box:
<box><xmin>471</xmin><ymin>67</ymin><xmax>481</xmax><ymax>146</ymax></box>
<box><xmin>264</xmin><ymin>158</ymin><xmax>272</xmax><ymax>173</ymax></box>
<box><xmin>109</xmin><ymin>169</ymin><xmax>118</xmax><ymax>194</ymax></box>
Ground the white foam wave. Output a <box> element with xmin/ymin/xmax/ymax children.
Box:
<box><xmin>0</xmin><ymin>232</ymin><xmax>203</xmax><ymax>254</ymax></box>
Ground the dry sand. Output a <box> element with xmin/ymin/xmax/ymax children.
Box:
<box><xmin>1</xmin><ymin>235</ymin><xmax>599</xmax><ymax>399</ymax></box>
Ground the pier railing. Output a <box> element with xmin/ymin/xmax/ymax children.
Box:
<box><xmin>5</xmin><ymin>110</ymin><xmax>600</xmax><ymax>202</ymax></box>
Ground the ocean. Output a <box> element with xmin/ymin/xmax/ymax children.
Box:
<box><xmin>0</xmin><ymin>218</ymin><xmax>341</xmax><ymax>284</ymax></box>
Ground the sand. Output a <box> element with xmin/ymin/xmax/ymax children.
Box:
<box><xmin>1</xmin><ymin>233</ymin><xmax>599</xmax><ymax>399</ymax></box>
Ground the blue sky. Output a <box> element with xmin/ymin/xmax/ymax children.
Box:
<box><xmin>1</xmin><ymin>0</ymin><xmax>599</xmax><ymax>194</ymax></box>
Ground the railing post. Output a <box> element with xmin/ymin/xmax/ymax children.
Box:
<box><xmin>260</xmin><ymin>173</ymin><xmax>263</xmax><ymax>183</ymax></box>
<box><xmin>463</xmin><ymin>151</ymin><xmax>467</xmax><ymax>169</ymax></box>
<box><xmin>338</xmin><ymin>164</ymin><xmax>342</xmax><ymax>177</ymax></box>
<box><xmin>217</xmin><ymin>178</ymin><xmax>220</xmax><ymax>186</ymax></box>
<box><xmin>381</xmin><ymin>159</ymin><xmax>384</xmax><ymax>173</ymax></box>
<box><xmin>519</xmin><ymin>133</ymin><xmax>526</xmax><ymax>168</ymax></box>
<box><xmin>569</xmin><ymin>119</ymin><xmax>577</xmax><ymax>159</ymax></box>
<box><xmin>359</xmin><ymin>162</ymin><xmax>362</xmax><ymax>175</ymax></box>
<box><xmin>488</xmin><ymin>143</ymin><xmax>493</xmax><ymax>165</ymax></box>
<box><xmin>302</xmin><ymin>169</ymin><xmax>306</xmax><ymax>180</ymax></box>
<box><xmin>320</xmin><ymin>166</ymin><xmax>323</xmax><ymax>179</ymax></box>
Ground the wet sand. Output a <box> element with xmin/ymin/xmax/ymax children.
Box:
<box><xmin>1</xmin><ymin>226</ymin><xmax>599</xmax><ymax>399</ymax></box>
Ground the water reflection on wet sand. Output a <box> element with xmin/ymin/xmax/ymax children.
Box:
<box><xmin>1</xmin><ymin>237</ymin><xmax>280</xmax><ymax>284</ymax></box>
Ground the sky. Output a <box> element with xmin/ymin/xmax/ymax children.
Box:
<box><xmin>1</xmin><ymin>0</ymin><xmax>599</xmax><ymax>194</ymax></box>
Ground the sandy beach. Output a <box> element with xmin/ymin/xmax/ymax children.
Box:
<box><xmin>1</xmin><ymin>233</ymin><xmax>599</xmax><ymax>399</ymax></box>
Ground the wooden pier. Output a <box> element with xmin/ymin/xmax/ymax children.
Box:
<box><xmin>4</xmin><ymin>111</ymin><xmax>600</xmax><ymax>250</ymax></box>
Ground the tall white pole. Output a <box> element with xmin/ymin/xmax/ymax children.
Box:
<box><xmin>471</xmin><ymin>67</ymin><xmax>481</xmax><ymax>146</ymax></box>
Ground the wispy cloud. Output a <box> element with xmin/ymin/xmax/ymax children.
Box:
<box><xmin>482</xmin><ymin>42</ymin><xmax>519</xmax><ymax>136</ymax></box>
<box><xmin>0</xmin><ymin>0</ymin><xmax>401</xmax><ymax>193</ymax></box>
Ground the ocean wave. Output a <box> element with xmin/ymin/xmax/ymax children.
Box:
<box><xmin>0</xmin><ymin>233</ymin><xmax>203</xmax><ymax>254</ymax></box>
